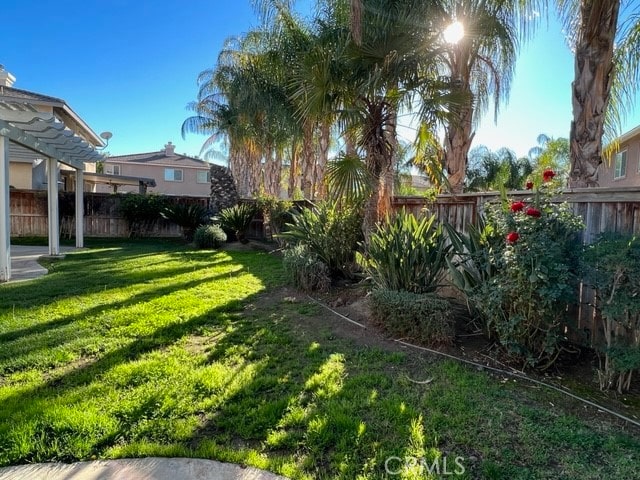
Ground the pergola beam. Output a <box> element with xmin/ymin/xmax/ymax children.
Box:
<box><xmin>0</xmin><ymin>119</ymin><xmax>86</xmax><ymax>169</ymax></box>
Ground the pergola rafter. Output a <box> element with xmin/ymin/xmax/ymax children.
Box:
<box><xmin>0</xmin><ymin>94</ymin><xmax>104</xmax><ymax>282</ymax></box>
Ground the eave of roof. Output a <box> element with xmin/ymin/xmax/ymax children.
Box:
<box><xmin>618</xmin><ymin>124</ymin><xmax>640</xmax><ymax>145</ymax></box>
<box><xmin>0</xmin><ymin>86</ymin><xmax>104</xmax><ymax>147</ymax></box>
<box><xmin>61</xmin><ymin>171</ymin><xmax>157</xmax><ymax>188</ymax></box>
<box><xmin>107</xmin><ymin>151</ymin><xmax>212</xmax><ymax>167</ymax></box>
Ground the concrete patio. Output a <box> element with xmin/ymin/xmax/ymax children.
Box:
<box><xmin>7</xmin><ymin>245</ymin><xmax>73</xmax><ymax>283</ymax></box>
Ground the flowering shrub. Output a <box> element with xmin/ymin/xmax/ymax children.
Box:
<box><xmin>542</xmin><ymin>169</ymin><xmax>556</xmax><ymax>182</ymax></box>
<box><xmin>472</xmin><ymin>176</ymin><xmax>584</xmax><ymax>369</ymax></box>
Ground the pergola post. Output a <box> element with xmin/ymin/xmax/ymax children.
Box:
<box><xmin>0</xmin><ymin>135</ymin><xmax>10</xmax><ymax>281</ymax></box>
<box><xmin>75</xmin><ymin>168</ymin><xmax>84</xmax><ymax>248</ymax></box>
<box><xmin>47</xmin><ymin>157</ymin><xmax>60</xmax><ymax>256</ymax></box>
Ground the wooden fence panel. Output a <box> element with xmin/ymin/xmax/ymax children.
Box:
<box><xmin>394</xmin><ymin>187</ymin><xmax>640</xmax><ymax>348</ymax></box>
<box><xmin>10</xmin><ymin>190</ymin><xmax>195</xmax><ymax>238</ymax></box>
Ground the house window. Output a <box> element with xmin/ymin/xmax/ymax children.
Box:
<box><xmin>164</xmin><ymin>168</ymin><xmax>183</xmax><ymax>182</ymax></box>
<box><xmin>105</xmin><ymin>164</ymin><xmax>120</xmax><ymax>175</ymax></box>
<box><xmin>197</xmin><ymin>170</ymin><xmax>211</xmax><ymax>184</ymax></box>
<box><xmin>614</xmin><ymin>150</ymin><xmax>627</xmax><ymax>179</ymax></box>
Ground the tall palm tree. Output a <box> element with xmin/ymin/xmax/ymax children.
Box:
<box><xmin>558</xmin><ymin>1</ymin><xmax>640</xmax><ymax>187</ymax></box>
<box><xmin>438</xmin><ymin>0</ymin><xmax>521</xmax><ymax>194</ymax></box>
<box><xmin>183</xmin><ymin>20</ymin><xmax>302</xmax><ymax>198</ymax></box>
<box><xmin>527</xmin><ymin>133</ymin><xmax>570</xmax><ymax>185</ymax></box>
<box><xmin>342</xmin><ymin>0</ymin><xmax>452</xmax><ymax>234</ymax></box>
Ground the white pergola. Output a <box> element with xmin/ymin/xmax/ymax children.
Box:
<box><xmin>0</xmin><ymin>100</ymin><xmax>104</xmax><ymax>282</ymax></box>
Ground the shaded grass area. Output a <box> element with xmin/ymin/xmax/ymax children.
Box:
<box><xmin>0</xmin><ymin>241</ymin><xmax>638</xmax><ymax>479</ymax></box>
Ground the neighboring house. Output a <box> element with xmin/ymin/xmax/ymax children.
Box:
<box><xmin>397</xmin><ymin>174</ymin><xmax>434</xmax><ymax>195</ymax></box>
<box><xmin>100</xmin><ymin>143</ymin><xmax>214</xmax><ymax>197</ymax></box>
<box><xmin>1</xmin><ymin>66</ymin><xmax>107</xmax><ymax>280</ymax></box>
<box><xmin>0</xmin><ymin>67</ymin><xmax>153</xmax><ymax>194</ymax></box>
<box><xmin>599</xmin><ymin>125</ymin><xmax>640</xmax><ymax>187</ymax></box>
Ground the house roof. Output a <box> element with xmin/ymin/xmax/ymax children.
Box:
<box><xmin>618</xmin><ymin>124</ymin><xmax>640</xmax><ymax>145</ymax></box>
<box><xmin>0</xmin><ymin>85</ymin><xmax>65</xmax><ymax>105</ymax></box>
<box><xmin>107</xmin><ymin>150</ymin><xmax>221</xmax><ymax>169</ymax></box>
<box><xmin>0</xmin><ymin>85</ymin><xmax>105</xmax><ymax>148</ymax></box>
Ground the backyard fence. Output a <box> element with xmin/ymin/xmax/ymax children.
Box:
<box><xmin>11</xmin><ymin>187</ymin><xmax>640</xmax><ymax>348</ymax></box>
<box><xmin>9</xmin><ymin>190</ymin><xmax>210</xmax><ymax>238</ymax></box>
<box><xmin>393</xmin><ymin>186</ymin><xmax>640</xmax><ymax>349</ymax></box>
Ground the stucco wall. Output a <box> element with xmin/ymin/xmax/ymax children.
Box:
<box><xmin>9</xmin><ymin>162</ymin><xmax>32</xmax><ymax>190</ymax></box>
<box><xmin>98</xmin><ymin>162</ymin><xmax>212</xmax><ymax>197</ymax></box>
<box><xmin>599</xmin><ymin>136</ymin><xmax>640</xmax><ymax>187</ymax></box>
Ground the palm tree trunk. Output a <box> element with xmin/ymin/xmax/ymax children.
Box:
<box><xmin>314</xmin><ymin>122</ymin><xmax>331</xmax><ymax>200</ymax></box>
<box><xmin>301</xmin><ymin>120</ymin><xmax>316</xmax><ymax>199</ymax></box>
<box><xmin>386</xmin><ymin>107</ymin><xmax>399</xmax><ymax>200</ymax></box>
<box><xmin>264</xmin><ymin>146</ymin><xmax>281</xmax><ymax>197</ymax></box>
<box><xmin>288</xmin><ymin>141</ymin><xmax>301</xmax><ymax>198</ymax></box>
<box><xmin>568</xmin><ymin>0</ymin><xmax>620</xmax><ymax>187</ymax></box>
<box><xmin>248</xmin><ymin>148</ymin><xmax>262</xmax><ymax>197</ymax></box>
<box><xmin>444</xmin><ymin>93</ymin><xmax>474</xmax><ymax>194</ymax></box>
<box><xmin>350</xmin><ymin>0</ymin><xmax>362</xmax><ymax>46</ymax></box>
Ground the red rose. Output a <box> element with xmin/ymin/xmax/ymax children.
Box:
<box><xmin>506</xmin><ymin>232</ymin><xmax>519</xmax><ymax>243</ymax></box>
<box><xmin>543</xmin><ymin>169</ymin><xmax>556</xmax><ymax>182</ymax></box>
<box><xmin>526</xmin><ymin>207</ymin><xmax>541</xmax><ymax>217</ymax></box>
<box><xmin>525</xmin><ymin>181</ymin><xmax>534</xmax><ymax>190</ymax></box>
<box><xmin>510</xmin><ymin>201</ymin><xmax>525</xmax><ymax>212</ymax></box>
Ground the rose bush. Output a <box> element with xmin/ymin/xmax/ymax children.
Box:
<box><xmin>471</xmin><ymin>176</ymin><xmax>584</xmax><ymax>369</ymax></box>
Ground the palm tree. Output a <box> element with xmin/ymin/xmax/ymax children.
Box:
<box><xmin>527</xmin><ymin>133</ymin><xmax>570</xmax><ymax>185</ymax></box>
<box><xmin>183</xmin><ymin>18</ymin><xmax>302</xmax><ymax>198</ymax></box>
<box><xmin>559</xmin><ymin>1</ymin><xmax>640</xmax><ymax>187</ymax></box>
<box><xmin>465</xmin><ymin>145</ymin><xmax>532</xmax><ymax>191</ymax></box>
<box><xmin>438</xmin><ymin>0</ymin><xmax>521</xmax><ymax>194</ymax></box>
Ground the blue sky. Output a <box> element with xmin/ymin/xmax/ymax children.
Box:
<box><xmin>4</xmin><ymin>1</ymin><xmax>639</xmax><ymax>162</ymax></box>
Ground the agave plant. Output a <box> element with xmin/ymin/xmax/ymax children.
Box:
<box><xmin>364</xmin><ymin>210</ymin><xmax>450</xmax><ymax>294</ymax></box>
<box><xmin>218</xmin><ymin>203</ymin><xmax>258</xmax><ymax>243</ymax></box>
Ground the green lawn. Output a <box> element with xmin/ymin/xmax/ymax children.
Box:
<box><xmin>0</xmin><ymin>240</ymin><xmax>638</xmax><ymax>479</ymax></box>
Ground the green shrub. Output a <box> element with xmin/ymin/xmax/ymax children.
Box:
<box><xmin>283</xmin><ymin>244</ymin><xmax>331</xmax><ymax>292</ymax></box>
<box><xmin>161</xmin><ymin>203</ymin><xmax>208</xmax><ymax>240</ymax></box>
<box><xmin>471</xmin><ymin>179</ymin><xmax>584</xmax><ymax>369</ymax></box>
<box><xmin>582</xmin><ymin>233</ymin><xmax>640</xmax><ymax>392</ymax></box>
<box><xmin>118</xmin><ymin>194</ymin><xmax>168</xmax><ymax>237</ymax></box>
<box><xmin>363</xmin><ymin>210</ymin><xmax>450</xmax><ymax>294</ymax></box>
<box><xmin>369</xmin><ymin>289</ymin><xmax>454</xmax><ymax>346</ymax></box>
<box><xmin>279</xmin><ymin>202</ymin><xmax>362</xmax><ymax>280</ymax></box>
<box><xmin>445</xmin><ymin>216</ymin><xmax>501</xmax><ymax>297</ymax></box>
<box><xmin>219</xmin><ymin>203</ymin><xmax>258</xmax><ymax>242</ymax></box>
<box><xmin>193</xmin><ymin>224</ymin><xmax>227</xmax><ymax>249</ymax></box>
<box><xmin>255</xmin><ymin>193</ymin><xmax>294</xmax><ymax>244</ymax></box>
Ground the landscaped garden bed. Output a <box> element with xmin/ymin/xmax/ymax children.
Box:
<box><xmin>0</xmin><ymin>240</ymin><xmax>638</xmax><ymax>479</ymax></box>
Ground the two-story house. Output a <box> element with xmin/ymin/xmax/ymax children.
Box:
<box><xmin>598</xmin><ymin>125</ymin><xmax>640</xmax><ymax>187</ymax></box>
<box><xmin>101</xmin><ymin>143</ymin><xmax>214</xmax><ymax>197</ymax></box>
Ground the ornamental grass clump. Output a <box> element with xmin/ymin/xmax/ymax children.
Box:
<box><xmin>472</xmin><ymin>175</ymin><xmax>584</xmax><ymax>369</ymax></box>
<box><xmin>193</xmin><ymin>224</ymin><xmax>227</xmax><ymax>249</ymax></box>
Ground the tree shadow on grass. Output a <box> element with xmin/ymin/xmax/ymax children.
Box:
<box><xmin>0</xmin><ymin>293</ymin><xmax>266</xmax><ymax>464</ymax></box>
<box><xmin>0</xmin><ymin>269</ymin><xmax>249</xmax><ymax>371</ymax></box>
<box><xmin>1</xmin><ymin>250</ymin><xmax>236</xmax><ymax>311</ymax></box>
<box><xmin>182</xmin><ymin>299</ymin><xmax>426</xmax><ymax>479</ymax></box>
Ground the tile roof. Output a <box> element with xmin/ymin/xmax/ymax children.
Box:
<box><xmin>0</xmin><ymin>86</ymin><xmax>65</xmax><ymax>105</ymax></box>
<box><xmin>107</xmin><ymin>151</ymin><xmax>218</xmax><ymax>169</ymax></box>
